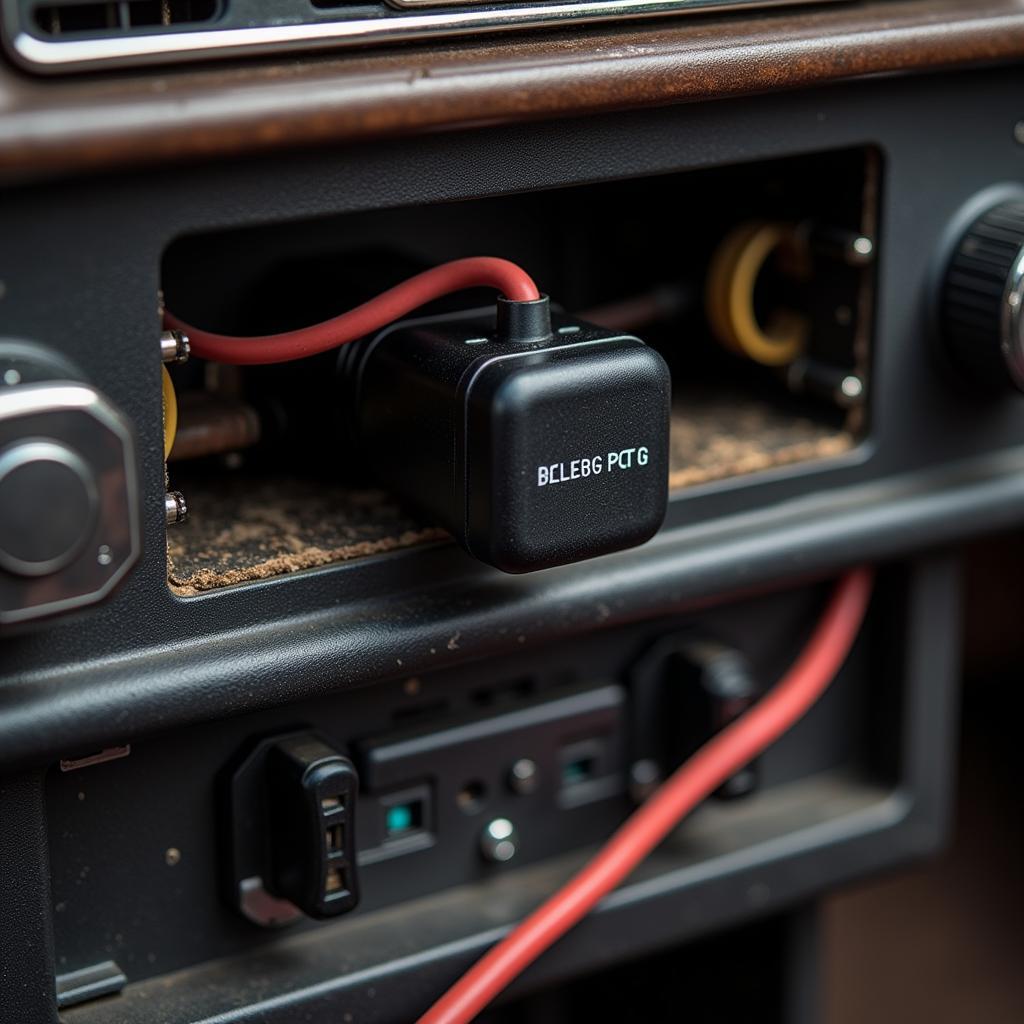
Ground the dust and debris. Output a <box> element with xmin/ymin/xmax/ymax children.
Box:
<box><xmin>447</xmin><ymin>632</ymin><xmax>461</xmax><ymax>651</ymax></box>
<box><xmin>167</xmin><ymin>475</ymin><xmax>446</xmax><ymax>594</ymax></box>
<box><xmin>166</xmin><ymin>400</ymin><xmax>850</xmax><ymax>593</ymax></box>
<box><xmin>668</xmin><ymin>396</ymin><xmax>852</xmax><ymax>491</ymax></box>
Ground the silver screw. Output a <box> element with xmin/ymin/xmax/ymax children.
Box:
<box><xmin>807</xmin><ymin>225</ymin><xmax>875</xmax><ymax>267</ymax></box>
<box><xmin>165</xmin><ymin>490</ymin><xmax>188</xmax><ymax>526</ymax></box>
<box><xmin>480</xmin><ymin>818</ymin><xmax>518</xmax><ymax>863</ymax></box>
<box><xmin>850</xmin><ymin>236</ymin><xmax>875</xmax><ymax>263</ymax></box>
<box><xmin>508</xmin><ymin>758</ymin><xmax>539</xmax><ymax>795</ymax></box>
<box><xmin>840</xmin><ymin>375</ymin><xmax>864</xmax><ymax>401</ymax></box>
<box><xmin>160</xmin><ymin>330</ymin><xmax>190</xmax><ymax>365</ymax></box>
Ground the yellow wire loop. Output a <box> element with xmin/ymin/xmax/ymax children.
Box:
<box><xmin>706</xmin><ymin>221</ymin><xmax>810</xmax><ymax>367</ymax></box>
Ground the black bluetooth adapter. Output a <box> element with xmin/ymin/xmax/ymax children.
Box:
<box><xmin>345</xmin><ymin>296</ymin><xmax>671</xmax><ymax>573</ymax></box>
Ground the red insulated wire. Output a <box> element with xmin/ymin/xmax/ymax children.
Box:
<box><xmin>417</xmin><ymin>566</ymin><xmax>875</xmax><ymax>1024</ymax></box>
<box><xmin>163</xmin><ymin>257</ymin><xmax>540</xmax><ymax>365</ymax></box>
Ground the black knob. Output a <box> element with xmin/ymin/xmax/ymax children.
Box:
<box><xmin>942</xmin><ymin>199</ymin><xmax>1024</xmax><ymax>392</ymax></box>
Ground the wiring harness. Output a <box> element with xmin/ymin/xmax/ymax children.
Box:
<box><xmin>164</xmin><ymin>257</ymin><xmax>540</xmax><ymax>365</ymax></box>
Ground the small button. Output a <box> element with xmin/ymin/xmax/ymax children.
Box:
<box><xmin>507</xmin><ymin>758</ymin><xmax>540</xmax><ymax>796</ymax></box>
<box><xmin>480</xmin><ymin>818</ymin><xmax>518</xmax><ymax>863</ymax></box>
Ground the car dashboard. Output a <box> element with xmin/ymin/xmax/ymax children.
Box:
<box><xmin>1</xmin><ymin>3</ymin><xmax>1023</xmax><ymax>1023</ymax></box>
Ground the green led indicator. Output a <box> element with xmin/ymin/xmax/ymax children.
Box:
<box><xmin>562</xmin><ymin>756</ymin><xmax>596</xmax><ymax>787</ymax></box>
<box><xmin>385</xmin><ymin>803</ymin><xmax>414</xmax><ymax>834</ymax></box>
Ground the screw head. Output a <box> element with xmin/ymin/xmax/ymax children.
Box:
<box><xmin>165</xmin><ymin>490</ymin><xmax>188</xmax><ymax>526</ymax></box>
<box><xmin>480</xmin><ymin>818</ymin><xmax>518</xmax><ymax>863</ymax></box>
<box><xmin>160</xmin><ymin>330</ymin><xmax>190</xmax><ymax>365</ymax></box>
<box><xmin>851</xmin><ymin>236</ymin><xmax>874</xmax><ymax>260</ymax></box>
<box><xmin>508</xmin><ymin>758</ymin><xmax>539</xmax><ymax>795</ymax></box>
<box><xmin>840</xmin><ymin>375</ymin><xmax>864</xmax><ymax>401</ymax></box>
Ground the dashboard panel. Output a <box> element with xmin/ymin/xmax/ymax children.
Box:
<box><xmin>1</xmin><ymin>4</ymin><xmax>1023</xmax><ymax>1023</ymax></box>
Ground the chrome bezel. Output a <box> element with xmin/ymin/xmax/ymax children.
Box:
<box><xmin>0</xmin><ymin>382</ymin><xmax>140</xmax><ymax>625</ymax></box>
<box><xmin>7</xmin><ymin>0</ymin><xmax>841</xmax><ymax>74</ymax></box>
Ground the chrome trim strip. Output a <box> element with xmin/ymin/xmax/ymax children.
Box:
<box><xmin>1000</xmin><ymin>245</ymin><xmax>1024</xmax><ymax>392</ymax></box>
<box><xmin>0</xmin><ymin>381</ymin><xmax>103</xmax><ymax>418</ymax></box>
<box><xmin>9</xmin><ymin>0</ymin><xmax>839</xmax><ymax>73</ymax></box>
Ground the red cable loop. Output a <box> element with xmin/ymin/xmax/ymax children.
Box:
<box><xmin>417</xmin><ymin>567</ymin><xmax>875</xmax><ymax>1024</ymax></box>
<box><xmin>163</xmin><ymin>257</ymin><xmax>540</xmax><ymax>365</ymax></box>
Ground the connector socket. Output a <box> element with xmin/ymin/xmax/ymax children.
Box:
<box><xmin>267</xmin><ymin>734</ymin><xmax>360</xmax><ymax>919</ymax></box>
<box><xmin>226</xmin><ymin>731</ymin><xmax>360</xmax><ymax>926</ymax></box>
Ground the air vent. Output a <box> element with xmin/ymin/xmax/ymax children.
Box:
<box><xmin>7</xmin><ymin>0</ymin><xmax>848</xmax><ymax>73</ymax></box>
<box><xmin>32</xmin><ymin>0</ymin><xmax>220</xmax><ymax>36</ymax></box>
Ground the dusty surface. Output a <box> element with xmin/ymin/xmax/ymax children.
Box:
<box><xmin>167</xmin><ymin>479</ymin><xmax>446</xmax><ymax>594</ymax></box>
<box><xmin>668</xmin><ymin>395</ymin><xmax>853</xmax><ymax>490</ymax></box>
<box><xmin>168</xmin><ymin>399</ymin><xmax>853</xmax><ymax>593</ymax></box>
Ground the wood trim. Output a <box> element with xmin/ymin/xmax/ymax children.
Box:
<box><xmin>1</xmin><ymin>0</ymin><xmax>1023</xmax><ymax>181</ymax></box>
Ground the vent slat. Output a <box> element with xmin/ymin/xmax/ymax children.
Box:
<box><xmin>33</xmin><ymin>0</ymin><xmax>218</xmax><ymax>36</ymax></box>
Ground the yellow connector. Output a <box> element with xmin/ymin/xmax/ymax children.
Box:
<box><xmin>161</xmin><ymin>363</ymin><xmax>178</xmax><ymax>460</ymax></box>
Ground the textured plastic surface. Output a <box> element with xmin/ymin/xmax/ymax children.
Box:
<box><xmin>48</xmin><ymin>558</ymin><xmax>960</xmax><ymax>1024</ymax></box>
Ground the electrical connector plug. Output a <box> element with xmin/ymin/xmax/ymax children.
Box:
<box><xmin>345</xmin><ymin>297</ymin><xmax>671</xmax><ymax>573</ymax></box>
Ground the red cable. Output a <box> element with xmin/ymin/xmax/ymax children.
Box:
<box><xmin>163</xmin><ymin>257</ymin><xmax>540</xmax><ymax>365</ymax></box>
<box><xmin>417</xmin><ymin>566</ymin><xmax>875</xmax><ymax>1024</ymax></box>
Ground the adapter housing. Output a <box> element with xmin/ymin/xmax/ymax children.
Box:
<box><xmin>347</xmin><ymin>306</ymin><xmax>671</xmax><ymax>573</ymax></box>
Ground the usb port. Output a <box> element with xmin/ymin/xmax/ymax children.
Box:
<box><xmin>384</xmin><ymin>798</ymin><xmax>423</xmax><ymax>838</ymax></box>
<box><xmin>558</xmin><ymin>736</ymin><xmax>621</xmax><ymax>808</ymax></box>
<box><xmin>562</xmin><ymin>754</ymin><xmax>596</xmax><ymax>787</ymax></box>
<box><xmin>376</xmin><ymin>783</ymin><xmax>433</xmax><ymax>855</ymax></box>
